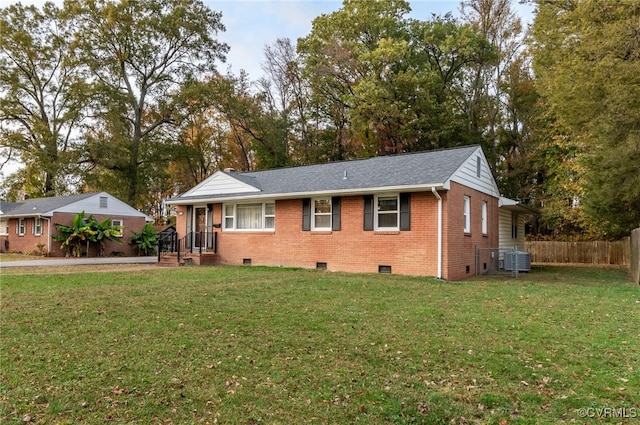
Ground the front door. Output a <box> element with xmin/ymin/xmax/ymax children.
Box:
<box><xmin>194</xmin><ymin>207</ymin><xmax>207</xmax><ymax>249</ymax></box>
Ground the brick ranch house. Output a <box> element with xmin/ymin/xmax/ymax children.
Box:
<box><xmin>0</xmin><ymin>192</ymin><xmax>152</xmax><ymax>257</ymax></box>
<box><xmin>164</xmin><ymin>145</ymin><xmax>505</xmax><ymax>280</ymax></box>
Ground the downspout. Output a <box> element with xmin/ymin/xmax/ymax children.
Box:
<box><xmin>432</xmin><ymin>187</ymin><xmax>442</xmax><ymax>279</ymax></box>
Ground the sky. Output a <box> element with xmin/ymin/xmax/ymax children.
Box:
<box><xmin>0</xmin><ymin>0</ymin><xmax>534</xmax><ymax>178</ymax></box>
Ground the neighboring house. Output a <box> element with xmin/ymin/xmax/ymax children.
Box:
<box><xmin>165</xmin><ymin>145</ymin><xmax>502</xmax><ymax>280</ymax></box>
<box><xmin>0</xmin><ymin>192</ymin><xmax>153</xmax><ymax>257</ymax></box>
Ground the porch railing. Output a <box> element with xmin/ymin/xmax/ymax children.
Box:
<box><xmin>158</xmin><ymin>231</ymin><xmax>217</xmax><ymax>263</ymax></box>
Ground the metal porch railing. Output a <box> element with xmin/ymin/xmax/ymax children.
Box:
<box><xmin>158</xmin><ymin>231</ymin><xmax>217</xmax><ymax>263</ymax></box>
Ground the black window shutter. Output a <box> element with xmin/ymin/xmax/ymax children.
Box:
<box><xmin>363</xmin><ymin>195</ymin><xmax>373</xmax><ymax>231</ymax></box>
<box><xmin>400</xmin><ymin>193</ymin><xmax>411</xmax><ymax>231</ymax></box>
<box><xmin>331</xmin><ymin>197</ymin><xmax>341</xmax><ymax>231</ymax></box>
<box><xmin>302</xmin><ymin>198</ymin><xmax>311</xmax><ymax>231</ymax></box>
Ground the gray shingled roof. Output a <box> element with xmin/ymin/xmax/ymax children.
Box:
<box><xmin>173</xmin><ymin>145</ymin><xmax>480</xmax><ymax>201</ymax></box>
<box><xmin>0</xmin><ymin>201</ymin><xmax>20</xmax><ymax>214</ymax></box>
<box><xmin>0</xmin><ymin>193</ymin><xmax>95</xmax><ymax>217</ymax></box>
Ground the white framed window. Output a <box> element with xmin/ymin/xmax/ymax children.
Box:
<box><xmin>463</xmin><ymin>196</ymin><xmax>471</xmax><ymax>233</ymax></box>
<box><xmin>17</xmin><ymin>218</ymin><xmax>26</xmax><ymax>236</ymax></box>
<box><xmin>264</xmin><ymin>203</ymin><xmax>275</xmax><ymax>229</ymax></box>
<box><xmin>511</xmin><ymin>213</ymin><xmax>519</xmax><ymax>239</ymax></box>
<box><xmin>237</xmin><ymin>204</ymin><xmax>262</xmax><ymax>229</ymax></box>
<box><xmin>312</xmin><ymin>198</ymin><xmax>331</xmax><ymax>230</ymax></box>
<box><xmin>224</xmin><ymin>205</ymin><xmax>235</xmax><ymax>229</ymax></box>
<box><xmin>33</xmin><ymin>218</ymin><xmax>43</xmax><ymax>236</ymax></box>
<box><xmin>375</xmin><ymin>194</ymin><xmax>399</xmax><ymax>230</ymax></box>
<box><xmin>223</xmin><ymin>202</ymin><xmax>275</xmax><ymax>231</ymax></box>
<box><xmin>481</xmin><ymin>201</ymin><xmax>488</xmax><ymax>235</ymax></box>
<box><xmin>111</xmin><ymin>219</ymin><xmax>123</xmax><ymax>237</ymax></box>
<box><xmin>0</xmin><ymin>219</ymin><xmax>8</xmax><ymax>235</ymax></box>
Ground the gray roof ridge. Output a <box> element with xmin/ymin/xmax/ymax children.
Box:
<box><xmin>232</xmin><ymin>144</ymin><xmax>480</xmax><ymax>177</ymax></box>
<box><xmin>0</xmin><ymin>192</ymin><xmax>99</xmax><ymax>216</ymax></box>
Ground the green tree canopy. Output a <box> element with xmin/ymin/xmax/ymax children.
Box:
<box><xmin>532</xmin><ymin>0</ymin><xmax>640</xmax><ymax>238</ymax></box>
<box><xmin>0</xmin><ymin>2</ymin><xmax>90</xmax><ymax>197</ymax></box>
<box><xmin>68</xmin><ymin>0</ymin><xmax>228</xmax><ymax>208</ymax></box>
<box><xmin>297</xmin><ymin>0</ymin><xmax>495</xmax><ymax>157</ymax></box>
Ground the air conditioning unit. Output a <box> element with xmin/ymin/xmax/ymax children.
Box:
<box><xmin>504</xmin><ymin>250</ymin><xmax>531</xmax><ymax>272</ymax></box>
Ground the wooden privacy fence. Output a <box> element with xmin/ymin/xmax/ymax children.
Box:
<box><xmin>524</xmin><ymin>239</ymin><xmax>630</xmax><ymax>266</ymax></box>
<box><xmin>631</xmin><ymin>228</ymin><xmax>639</xmax><ymax>284</ymax></box>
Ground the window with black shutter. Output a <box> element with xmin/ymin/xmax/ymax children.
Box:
<box><xmin>331</xmin><ymin>197</ymin><xmax>341</xmax><ymax>231</ymax></box>
<box><xmin>399</xmin><ymin>193</ymin><xmax>410</xmax><ymax>231</ymax></box>
<box><xmin>363</xmin><ymin>195</ymin><xmax>373</xmax><ymax>231</ymax></box>
<box><xmin>302</xmin><ymin>198</ymin><xmax>311</xmax><ymax>231</ymax></box>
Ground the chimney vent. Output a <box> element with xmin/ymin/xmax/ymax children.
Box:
<box><xmin>223</xmin><ymin>168</ymin><xmax>236</xmax><ymax>173</ymax></box>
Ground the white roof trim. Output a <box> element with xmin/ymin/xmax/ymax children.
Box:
<box><xmin>166</xmin><ymin>183</ymin><xmax>446</xmax><ymax>204</ymax></box>
<box><xmin>499</xmin><ymin>196</ymin><xmax>536</xmax><ymax>214</ymax></box>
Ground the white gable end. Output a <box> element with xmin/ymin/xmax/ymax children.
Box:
<box><xmin>55</xmin><ymin>193</ymin><xmax>151</xmax><ymax>219</ymax></box>
<box><xmin>184</xmin><ymin>172</ymin><xmax>261</xmax><ymax>197</ymax></box>
<box><xmin>447</xmin><ymin>147</ymin><xmax>500</xmax><ymax>198</ymax></box>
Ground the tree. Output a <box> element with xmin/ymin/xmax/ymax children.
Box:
<box><xmin>409</xmin><ymin>14</ymin><xmax>495</xmax><ymax>151</ymax></box>
<box><xmin>459</xmin><ymin>0</ymin><xmax>524</xmax><ymax>164</ymax></box>
<box><xmin>212</xmin><ymin>71</ymin><xmax>289</xmax><ymax>170</ymax></box>
<box><xmin>531</xmin><ymin>0</ymin><xmax>640</xmax><ymax>238</ymax></box>
<box><xmin>0</xmin><ymin>2</ymin><xmax>90</xmax><ymax>197</ymax></box>
<box><xmin>258</xmin><ymin>38</ymin><xmax>321</xmax><ymax>165</ymax></box>
<box><xmin>298</xmin><ymin>0</ymin><xmax>415</xmax><ymax>157</ymax></box>
<box><xmin>167</xmin><ymin>76</ymin><xmax>247</xmax><ymax>192</ymax></box>
<box><xmin>297</xmin><ymin>0</ymin><xmax>495</xmax><ymax>158</ymax></box>
<box><xmin>68</xmin><ymin>0</ymin><xmax>228</xmax><ymax>207</ymax></box>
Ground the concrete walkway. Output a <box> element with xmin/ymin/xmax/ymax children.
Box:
<box><xmin>0</xmin><ymin>256</ymin><xmax>157</xmax><ymax>268</ymax></box>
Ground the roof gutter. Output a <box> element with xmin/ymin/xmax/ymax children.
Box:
<box><xmin>165</xmin><ymin>183</ymin><xmax>446</xmax><ymax>205</ymax></box>
<box><xmin>0</xmin><ymin>212</ymin><xmax>52</xmax><ymax>219</ymax></box>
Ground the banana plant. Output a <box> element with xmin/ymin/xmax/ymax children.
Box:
<box><xmin>53</xmin><ymin>211</ymin><xmax>95</xmax><ymax>257</ymax></box>
<box><xmin>128</xmin><ymin>223</ymin><xmax>158</xmax><ymax>256</ymax></box>
<box><xmin>86</xmin><ymin>215</ymin><xmax>122</xmax><ymax>256</ymax></box>
<box><xmin>54</xmin><ymin>212</ymin><xmax>122</xmax><ymax>257</ymax></box>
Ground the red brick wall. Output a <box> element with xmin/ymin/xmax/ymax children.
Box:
<box><xmin>442</xmin><ymin>182</ymin><xmax>499</xmax><ymax>280</ymax></box>
<box><xmin>174</xmin><ymin>188</ymin><xmax>499</xmax><ymax>279</ymax></box>
<box><xmin>4</xmin><ymin>213</ymin><xmax>148</xmax><ymax>257</ymax></box>
<box><xmin>212</xmin><ymin>194</ymin><xmax>440</xmax><ymax>276</ymax></box>
<box><xmin>1</xmin><ymin>217</ymin><xmax>50</xmax><ymax>255</ymax></box>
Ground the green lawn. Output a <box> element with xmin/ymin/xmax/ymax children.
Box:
<box><xmin>1</xmin><ymin>265</ymin><xmax>638</xmax><ymax>424</ymax></box>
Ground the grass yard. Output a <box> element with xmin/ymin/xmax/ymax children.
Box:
<box><xmin>1</xmin><ymin>265</ymin><xmax>638</xmax><ymax>424</ymax></box>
